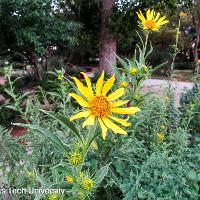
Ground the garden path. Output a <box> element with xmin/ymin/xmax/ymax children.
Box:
<box><xmin>0</xmin><ymin>76</ymin><xmax>194</xmax><ymax>106</ymax></box>
<box><xmin>0</xmin><ymin>76</ymin><xmax>6</xmax><ymax>85</ymax></box>
<box><xmin>143</xmin><ymin>79</ymin><xmax>194</xmax><ymax>107</ymax></box>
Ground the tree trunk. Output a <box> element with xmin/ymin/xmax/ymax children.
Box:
<box><xmin>27</xmin><ymin>52</ymin><xmax>42</xmax><ymax>80</ymax></box>
<box><xmin>99</xmin><ymin>0</ymin><xmax>116</xmax><ymax>74</ymax></box>
<box><xmin>193</xmin><ymin>23</ymin><xmax>200</xmax><ymax>63</ymax></box>
<box><xmin>45</xmin><ymin>54</ymin><xmax>48</xmax><ymax>72</ymax></box>
<box><xmin>32</xmin><ymin>53</ymin><xmax>42</xmax><ymax>80</ymax></box>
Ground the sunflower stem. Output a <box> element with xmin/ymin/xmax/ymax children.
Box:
<box><xmin>143</xmin><ymin>31</ymin><xmax>149</xmax><ymax>60</ymax></box>
<box><xmin>170</xmin><ymin>18</ymin><xmax>181</xmax><ymax>79</ymax></box>
<box><xmin>84</xmin><ymin>125</ymin><xmax>99</xmax><ymax>156</ymax></box>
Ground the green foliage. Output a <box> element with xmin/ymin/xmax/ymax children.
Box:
<box><xmin>0</xmin><ymin>0</ymin><xmax>81</xmax><ymax>52</ymax></box>
<box><xmin>94</xmin><ymin>93</ymin><xmax>200</xmax><ymax>199</ymax></box>
<box><xmin>0</xmin><ymin>0</ymin><xmax>81</xmax><ymax>78</ymax></box>
<box><xmin>180</xmin><ymin>84</ymin><xmax>200</xmax><ymax>136</ymax></box>
<box><xmin>0</xmin><ymin>125</ymin><xmax>25</xmax><ymax>166</ymax></box>
<box><xmin>1</xmin><ymin>67</ymin><xmax>200</xmax><ymax>199</ymax></box>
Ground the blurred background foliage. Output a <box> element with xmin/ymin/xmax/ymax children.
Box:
<box><xmin>0</xmin><ymin>0</ymin><xmax>198</xmax><ymax>78</ymax></box>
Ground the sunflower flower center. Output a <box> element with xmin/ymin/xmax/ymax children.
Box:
<box><xmin>145</xmin><ymin>20</ymin><xmax>156</xmax><ymax>29</ymax></box>
<box><xmin>83</xmin><ymin>178</ymin><xmax>93</xmax><ymax>191</ymax></box>
<box><xmin>90</xmin><ymin>96</ymin><xmax>111</xmax><ymax>117</ymax></box>
<box><xmin>69</xmin><ymin>152</ymin><xmax>83</xmax><ymax>166</ymax></box>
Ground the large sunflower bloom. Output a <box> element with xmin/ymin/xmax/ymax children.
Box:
<box><xmin>69</xmin><ymin>72</ymin><xmax>140</xmax><ymax>140</ymax></box>
<box><xmin>137</xmin><ymin>9</ymin><xmax>169</xmax><ymax>31</ymax></box>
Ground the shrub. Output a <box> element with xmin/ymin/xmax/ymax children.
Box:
<box><xmin>180</xmin><ymin>84</ymin><xmax>200</xmax><ymax>136</ymax></box>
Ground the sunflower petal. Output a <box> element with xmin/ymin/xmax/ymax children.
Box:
<box><xmin>71</xmin><ymin>77</ymin><xmax>91</xmax><ymax>100</ymax></box>
<box><xmin>156</xmin><ymin>16</ymin><xmax>166</xmax><ymax>25</ymax></box>
<box><xmin>111</xmin><ymin>100</ymin><xmax>129</xmax><ymax>107</ymax></box>
<box><xmin>111</xmin><ymin>107</ymin><xmax>141</xmax><ymax>114</ymax></box>
<box><xmin>101</xmin><ymin>75</ymin><xmax>115</xmax><ymax>95</ymax></box>
<box><xmin>107</xmin><ymin>88</ymin><xmax>124</xmax><ymax>101</ymax></box>
<box><xmin>70</xmin><ymin>110</ymin><xmax>91</xmax><ymax>121</ymax></box>
<box><xmin>159</xmin><ymin>20</ymin><xmax>169</xmax><ymax>25</ymax></box>
<box><xmin>152</xmin><ymin>27</ymin><xmax>160</xmax><ymax>31</ymax></box>
<box><xmin>154</xmin><ymin>12</ymin><xmax>161</xmax><ymax>21</ymax></box>
<box><xmin>137</xmin><ymin>10</ymin><xmax>146</xmax><ymax>22</ymax></box>
<box><xmin>98</xmin><ymin>117</ymin><xmax>108</xmax><ymax>140</ymax></box>
<box><xmin>146</xmin><ymin>9</ymin><xmax>151</xmax><ymax>20</ymax></box>
<box><xmin>80</xmin><ymin>72</ymin><xmax>94</xmax><ymax>98</ymax></box>
<box><xmin>109</xmin><ymin>116</ymin><xmax>131</xmax><ymax>127</ymax></box>
<box><xmin>102</xmin><ymin>117</ymin><xmax>127</xmax><ymax>135</ymax></box>
<box><xmin>82</xmin><ymin>115</ymin><xmax>95</xmax><ymax>128</ymax></box>
<box><xmin>69</xmin><ymin>93</ymin><xmax>89</xmax><ymax>107</ymax></box>
<box><xmin>149</xmin><ymin>9</ymin><xmax>154</xmax><ymax>20</ymax></box>
<box><xmin>96</xmin><ymin>71</ymin><xmax>104</xmax><ymax>95</ymax></box>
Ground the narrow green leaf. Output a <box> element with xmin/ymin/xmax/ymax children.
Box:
<box><xmin>151</xmin><ymin>61</ymin><xmax>168</xmax><ymax>74</ymax></box>
<box><xmin>36</xmin><ymin>173</ymin><xmax>52</xmax><ymax>188</ymax></box>
<box><xmin>93</xmin><ymin>163</ymin><xmax>111</xmax><ymax>185</ymax></box>
<box><xmin>5</xmin><ymin>105</ymin><xmax>19</xmax><ymax>112</ymax></box>
<box><xmin>40</xmin><ymin>109</ymin><xmax>83</xmax><ymax>142</ymax></box>
<box><xmin>145</xmin><ymin>42</ymin><xmax>153</xmax><ymax>59</ymax></box>
<box><xmin>13</xmin><ymin>123</ymin><xmax>67</xmax><ymax>154</ymax></box>
<box><xmin>4</xmin><ymin>89</ymin><xmax>16</xmax><ymax>99</ymax></box>
<box><xmin>115</xmin><ymin>54</ymin><xmax>129</xmax><ymax>70</ymax></box>
<box><xmin>51</xmin><ymin>163</ymin><xmax>73</xmax><ymax>176</ymax></box>
<box><xmin>52</xmin><ymin>168</ymin><xmax>60</xmax><ymax>184</ymax></box>
<box><xmin>34</xmin><ymin>193</ymin><xmax>44</xmax><ymax>200</ymax></box>
<box><xmin>85</xmin><ymin>132</ymin><xmax>100</xmax><ymax>154</ymax></box>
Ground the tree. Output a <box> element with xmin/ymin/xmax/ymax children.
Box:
<box><xmin>57</xmin><ymin>0</ymin><xmax>101</xmax><ymax>65</ymax></box>
<box><xmin>0</xmin><ymin>0</ymin><xmax>81</xmax><ymax>80</ymax></box>
<box><xmin>57</xmin><ymin>0</ymin><xmax>117</xmax><ymax>74</ymax></box>
<box><xmin>99</xmin><ymin>0</ymin><xmax>116</xmax><ymax>74</ymax></box>
<box><xmin>57</xmin><ymin>0</ymin><xmax>194</xmax><ymax>73</ymax></box>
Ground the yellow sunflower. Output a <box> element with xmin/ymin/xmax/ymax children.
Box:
<box><xmin>137</xmin><ymin>9</ymin><xmax>169</xmax><ymax>31</ymax></box>
<box><xmin>69</xmin><ymin>72</ymin><xmax>140</xmax><ymax>140</ymax></box>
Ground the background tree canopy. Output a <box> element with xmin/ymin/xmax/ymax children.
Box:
<box><xmin>0</xmin><ymin>0</ymin><xmax>198</xmax><ymax>77</ymax></box>
<box><xmin>0</xmin><ymin>0</ymin><xmax>81</xmax><ymax>79</ymax></box>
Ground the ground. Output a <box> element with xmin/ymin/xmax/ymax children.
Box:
<box><xmin>0</xmin><ymin>73</ymin><xmax>194</xmax><ymax>106</ymax></box>
<box><xmin>142</xmin><ymin>79</ymin><xmax>193</xmax><ymax>107</ymax></box>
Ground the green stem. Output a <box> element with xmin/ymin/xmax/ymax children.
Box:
<box><xmin>170</xmin><ymin>18</ymin><xmax>181</xmax><ymax>79</ymax></box>
<box><xmin>143</xmin><ymin>32</ymin><xmax>149</xmax><ymax>59</ymax></box>
<box><xmin>84</xmin><ymin>126</ymin><xmax>99</xmax><ymax>156</ymax></box>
